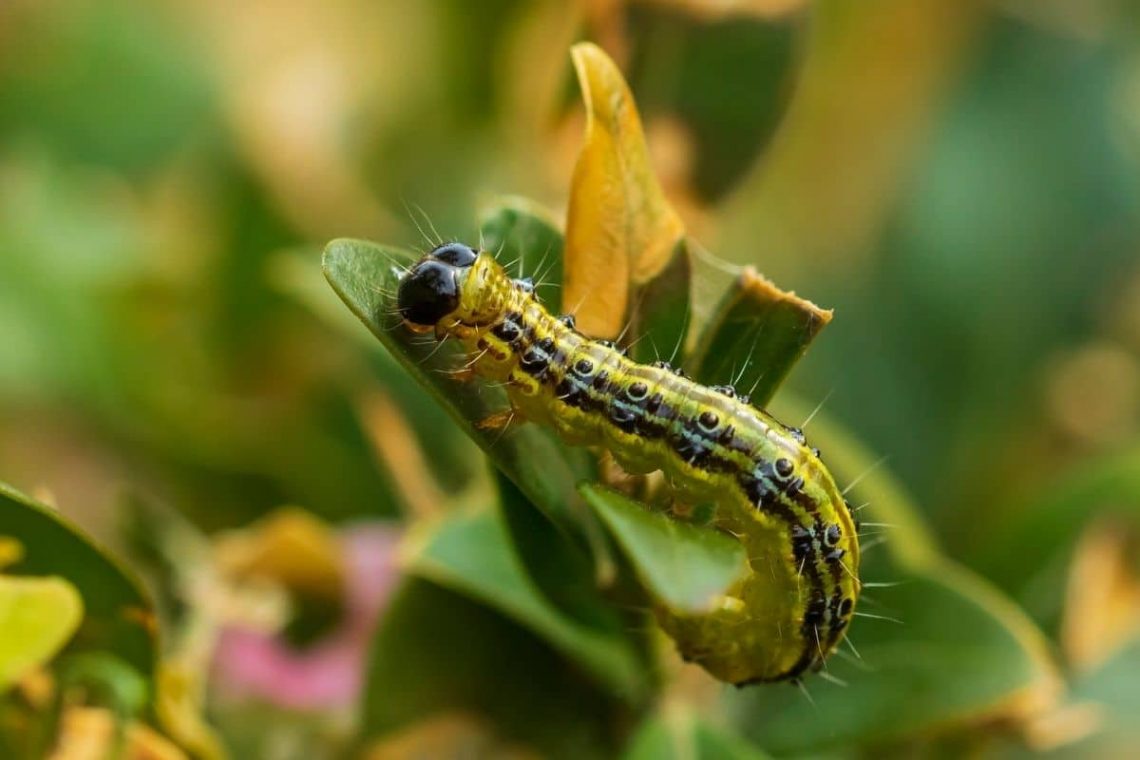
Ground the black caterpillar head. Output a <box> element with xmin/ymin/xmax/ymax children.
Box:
<box><xmin>397</xmin><ymin>243</ymin><xmax>478</xmax><ymax>326</ymax></box>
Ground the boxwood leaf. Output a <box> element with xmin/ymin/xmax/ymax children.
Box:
<box><xmin>564</xmin><ymin>42</ymin><xmax>686</xmax><ymax>339</ymax></box>
<box><xmin>360</xmin><ymin>578</ymin><xmax>634</xmax><ymax>759</ymax></box>
<box><xmin>579</xmin><ymin>483</ymin><xmax>748</xmax><ymax>614</ymax></box>
<box><xmin>322</xmin><ymin>238</ymin><xmax>597</xmax><ymax>531</ymax></box>
<box><xmin>0</xmin><ymin>575</ymin><xmax>83</xmax><ymax>691</ymax></box>
<box><xmin>627</xmin><ymin>240</ymin><xmax>692</xmax><ymax>367</ymax></box>
<box><xmin>624</xmin><ymin>712</ymin><xmax>770</xmax><ymax>760</ymax></box>
<box><xmin>686</xmin><ymin>267</ymin><xmax>831</xmax><ymax>408</ymax></box>
<box><xmin>402</xmin><ymin>506</ymin><xmax>647</xmax><ymax>698</ymax></box>
<box><xmin>0</xmin><ymin>482</ymin><xmax>156</xmax><ymax>685</ymax></box>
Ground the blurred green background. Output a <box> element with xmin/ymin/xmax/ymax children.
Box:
<box><xmin>2</xmin><ymin>0</ymin><xmax>1140</xmax><ymax>757</ymax></box>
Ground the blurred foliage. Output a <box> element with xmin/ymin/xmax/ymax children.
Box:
<box><xmin>1</xmin><ymin>0</ymin><xmax>1140</xmax><ymax>758</ymax></box>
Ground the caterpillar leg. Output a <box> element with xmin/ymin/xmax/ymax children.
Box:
<box><xmin>476</xmin><ymin>408</ymin><xmax>522</xmax><ymax>431</ymax></box>
<box><xmin>446</xmin><ymin>366</ymin><xmax>479</xmax><ymax>384</ymax></box>
<box><xmin>670</xmin><ymin>500</ymin><xmax>696</xmax><ymax>519</ymax></box>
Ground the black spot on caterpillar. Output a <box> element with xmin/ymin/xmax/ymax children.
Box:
<box><xmin>396</xmin><ymin>242</ymin><xmax>862</xmax><ymax>685</ymax></box>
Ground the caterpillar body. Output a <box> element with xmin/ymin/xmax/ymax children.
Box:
<box><xmin>396</xmin><ymin>242</ymin><xmax>861</xmax><ymax>685</ymax></box>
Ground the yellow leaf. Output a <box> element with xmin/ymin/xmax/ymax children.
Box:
<box><xmin>155</xmin><ymin>662</ymin><xmax>229</xmax><ymax>760</ymax></box>
<box><xmin>1061</xmin><ymin>518</ymin><xmax>1140</xmax><ymax>674</ymax></box>
<box><xmin>564</xmin><ymin>42</ymin><xmax>685</xmax><ymax>338</ymax></box>
<box><xmin>0</xmin><ymin>575</ymin><xmax>84</xmax><ymax>691</ymax></box>
<box><xmin>360</xmin><ymin>712</ymin><xmax>539</xmax><ymax>760</ymax></box>
<box><xmin>48</xmin><ymin>706</ymin><xmax>189</xmax><ymax>760</ymax></box>
<box><xmin>213</xmin><ymin>507</ymin><xmax>344</xmax><ymax>602</ymax></box>
<box><xmin>0</xmin><ymin>536</ymin><xmax>24</xmax><ymax>570</ymax></box>
<box><xmin>357</xmin><ymin>389</ymin><xmax>447</xmax><ymax>521</ymax></box>
<box><xmin>642</xmin><ymin>0</ymin><xmax>806</xmax><ymax>20</ymax></box>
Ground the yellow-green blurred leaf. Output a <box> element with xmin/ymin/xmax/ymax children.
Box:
<box><xmin>1060</xmin><ymin>519</ymin><xmax>1140</xmax><ymax>676</ymax></box>
<box><xmin>0</xmin><ymin>575</ymin><xmax>83</xmax><ymax>691</ymax></box>
<box><xmin>49</xmin><ymin>705</ymin><xmax>189</xmax><ymax>760</ymax></box>
<box><xmin>360</xmin><ymin>712</ymin><xmax>537</xmax><ymax>760</ymax></box>
<box><xmin>213</xmin><ymin>507</ymin><xmax>345</xmax><ymax>603</ymax></box>
<box><xmin>0</xmin><ymin>537</ymin><xmax>24</xmax><ymax>571</ymax></box>
<box><xmin>0</xmin><ymin>482</ymin><xmax>157</xmax><ymax>683</ymax></box>
<box><xmin>155</xmin><ymin>662</ymin><xmax>228</xmax><ymax>760</ymax></box>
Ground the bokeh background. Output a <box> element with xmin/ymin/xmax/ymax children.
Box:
<box><xmin>2</xmin><ymin>0</ymin><xmax>1140</xmax><ymax>757</ymax></box>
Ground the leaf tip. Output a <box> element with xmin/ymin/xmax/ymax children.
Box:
<box><xmin>568</xmin><ymin>41</ymin><xmax>610</xmax><ymax>77</ymax></box>
<box><xmin>569</xmin><ymin>41</ymin><xmax>634</xmax><ymax>128</ymax></box>
<box><xmin>741</xmin><ymin>266</ymin><xmax>833</xmax><ymax>327</ymax></box>
<box><xmin>320</xmin><ymin>238</ymin><xmax>353</xmax><ymax>278</ymax></box>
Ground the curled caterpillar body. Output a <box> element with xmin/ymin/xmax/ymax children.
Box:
<box><xmin>397</xmin><ymin>242</ymin><xmax>861</xmax><ymax>685</ymax></box>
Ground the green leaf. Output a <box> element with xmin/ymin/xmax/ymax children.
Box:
<box><xmin>403</xmin><ymin>507</ymin><xmax>647</xmax><ymax>698</ymax></box>
<box><xmin>687</xmin><ymin>722</ymin><xmax>771</xmax><ymax>760</ymax></box>
<box><xmin>627</xmin><ymin>241</ymin><xmax>692</xmax><ymax>366</ymax></box>
<box><xmin>496</xmin><ymin>473</ymin><xmax>626</xmax><ymax>632</ymax></box>
<box><xmin>270</xmin><ymin>246</ymin><xmax>480</xmax><ymax>495</ymax></box>
<box><xmin>0</xmin><ymin>575</ymin><xmax>83</xmax><ymax>691</ymax></box>
<box><xmin>57</xmin><ymin>652</ymin><xmax>149</xmax><ymax>716</ymax></box>
<box><xmin>322</xmin><ymin>238</ymin><xmax>597</xmax><ymax>530</ymax></box>
<box><xmin>686</xmin><ymin>267</ymin><xmax>832</xmax><ymax>408</ymax></box>
<box><xmin>0</xmin><ymin>482</ymin><xmax>157</xmax><ymax>683</ymax></box>
<box><xmin>624</xmin><ymin>713</ymin><xmax>770</xmax><ymax>760</ymax></box>
<box><xmin>579</xmin><ymin>483</ymin><xmax>748</xmax><ymax>614</ymax></box>
<box><xmin>360</xmin><ymin>578</ymin><xmax>634</xmax><ymax>760</ymax></box>
<box><xmin>478</xmin><ymin>197</ymin><xmax>565</xmax><ymax>311</ymax></box>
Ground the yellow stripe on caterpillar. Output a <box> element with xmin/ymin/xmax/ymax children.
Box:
<box><xmin>396</xmin><ymin>242</ymin><xmax>862</xmax><ymax>685</ymax></box>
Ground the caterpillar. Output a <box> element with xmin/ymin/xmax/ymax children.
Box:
<box><xmin>396</xmin><ymin>241</ymin><xmax>861</xmax><ymax>685</ymax></box>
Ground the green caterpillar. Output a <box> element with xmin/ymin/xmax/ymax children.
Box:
<box><xmin>396</xmin><ymin>242</ymin><xmax>861</xmax><ymax>685</ymax></box>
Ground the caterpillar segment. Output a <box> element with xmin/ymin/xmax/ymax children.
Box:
<box><xmin>396</xmin><ymin>242</ymin><xmax>862</xmax><ymax>685</ymax></box>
